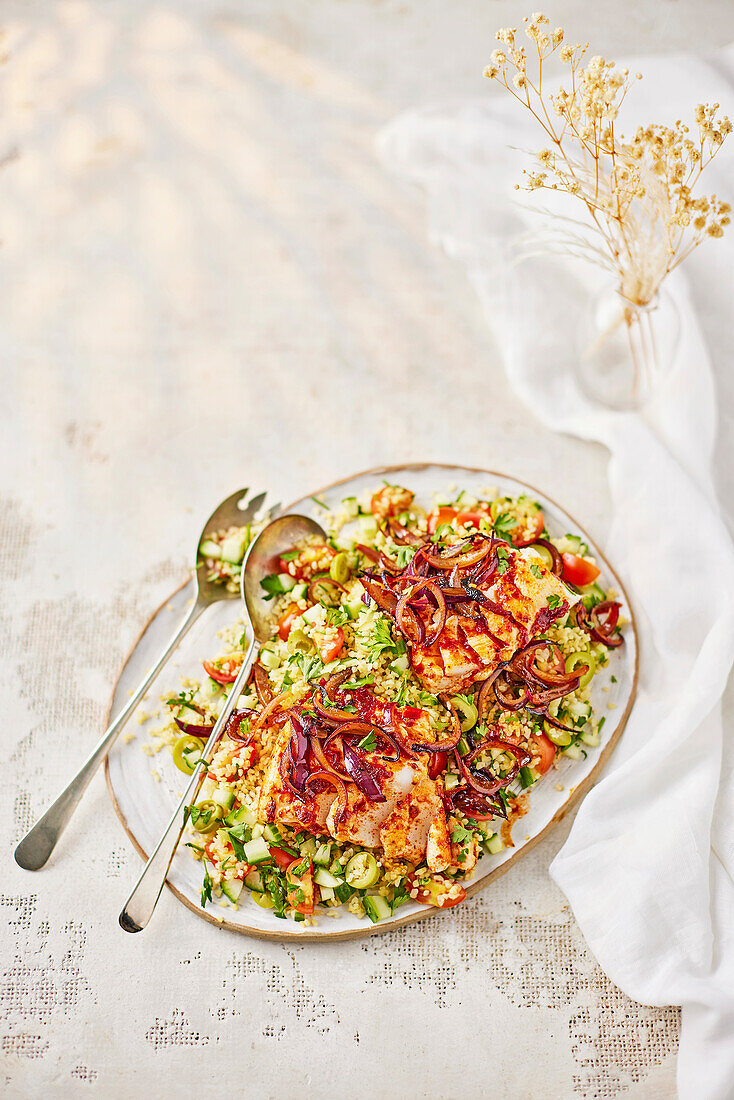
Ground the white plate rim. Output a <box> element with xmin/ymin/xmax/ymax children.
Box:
<box><xmin>105</xmin><ymin>463</ymin><xmax>639</xmax><ymax>942</ymax></box>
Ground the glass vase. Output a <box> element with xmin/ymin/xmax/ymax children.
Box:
<box><xmin>574</xmin><ymin>288</ymin><xmax>680</xmax><ymax>411</ymax></box>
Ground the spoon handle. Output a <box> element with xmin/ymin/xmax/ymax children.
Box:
<box><xmin>14</xmin><ymin>594</ymin><xmax>206</xmax><ymax>871</ymax></box>
<box><xmin>118</xmin><ymin>636</ymin><xmax>256</xmax><ymax>933</ymax></box>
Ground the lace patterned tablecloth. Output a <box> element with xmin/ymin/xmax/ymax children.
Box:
<box><xmin>7</xmin><ymin>1</ymin><xmax>729</xmax><ymax>1094</ymax></box>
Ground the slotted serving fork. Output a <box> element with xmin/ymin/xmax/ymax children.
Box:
<box><xmin>14</xmin><ymin>487</ymin><xmax>278</xmax><ymax>871</ymax></box>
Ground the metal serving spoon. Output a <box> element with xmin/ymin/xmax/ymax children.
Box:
<box><xmin>118</xmin><ymin>512</ymin><xmax>326</xmax><ymax>933</ymax></box>
<box><xmin>15</xmin><ymin>487</ymin><xmax>277</xmax><ymax>872</ymax></box>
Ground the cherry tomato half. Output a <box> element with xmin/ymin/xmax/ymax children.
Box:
<box><xmin>277</xmin><ymin>603</ymin><xmax>302</xmax><ymax>641</ymax></box>
<box><xmin>561</xmin><ymin>552</ymin><xmax>601</xmax><ymax>587</ymax></box>
<box><xmin>531</xmin><ymin>732</ymin><xmax>556</xmax><ymax>776</ymax></box>
<box><xmin>427</xmin><ymin>507</ymin><xmax>458</xmax><ymax>534</ymax></box>
<box><xmin>203</xmin><ymin>657</ymin><xmax>242</xmax><ymax>684</ymax></box>
<box><xmin>314</xmin><ymin>626</ymin><xmax>345</xmax><ymax>663</ymax></box>
<box><xmin>269</xmin><ymin>846</ymin><xmax>295</xmax><ymax>871</ymax></box>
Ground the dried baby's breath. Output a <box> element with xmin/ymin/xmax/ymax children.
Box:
<box><xmin>485</xmin><ymin>13</ymin><xmax>731</xmax><ymax>304</ymax></box>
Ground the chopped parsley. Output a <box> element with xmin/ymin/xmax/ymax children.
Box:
<box><xmin>547</xmin><ymin>594</ymin><xmax>562</xmax><ymax>609</ymax></box>
<box><xmin>341</xmin><ymin>674</ymin><xmax>375</xmax><ymax>689</ymax></box>
<box><xmin>325</xmin><ymin>606</ymin><xmax>349</xmax><ymax>627</ymax></box>
<box><xmin>166</xmin><ymin>688</ymin><xmax>196</xmax><ymax>709</ymax></box>
<box><xmin>200</xmin><ymin>861</ymin><xmax>214</xmax><ymax>908</ymax></box>
<box><xmin>365</xmin><ymin>617</ymin><xmax>398</xmax><ymax>661</ymax></box>
<box><xmin>450</xmin><ymin>825</ymin><xmax>474</xmax><ymax>845</ymax></box>
<box><xmin>529</xmin><ymin>561</ymin><xmax>543</xmax><ymax>579</ymax></box>
<box><xmin>493</xmin><ymin>512</ymin><xmax>517</xmax><ymax>539</ymax></box>
<box><xmin>260</xmin><ymin>573</ymin><xmax>291</xmax><ymax>601</ymax></box>
<box><xmin>310</xmin><ymin>496</ymin><xmax>329</xmax><ymax>509</ymax></box>
<box><xmin>496</xmin><ymin>546</ymin><xmax>511</xmax><ymax>575</ymax></box>
<box><xmin>357</xmin><ymin>730</ymin><xmax>378</xmax><ymax>753</ymax></box>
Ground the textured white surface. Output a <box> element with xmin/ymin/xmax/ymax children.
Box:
<box><xmin>5</xmin><ymin>2</ymin><xmax>733</xmax><ymax>1096</ymax></box>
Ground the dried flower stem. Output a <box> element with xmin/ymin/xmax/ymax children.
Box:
<box><xmin>485</xmin><ymin>13</ymin><xmax>731</xmax><ymax>305</ymax></box>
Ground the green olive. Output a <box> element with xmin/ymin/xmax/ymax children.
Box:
<box><xmin>544</xmin><ymin>721</ymin><xmax>572</xmax><ymax>747</ymax></box>
<box><xmin>450</xmin><ymin>696</ymin><xmax>479</xmax><ymax>733</ymax></box>
<box><xmin>287</xmin><ymin>628</ymin><xmax>315</xmax><ymax>655</ymax></box>
<box><xmin>172</xmin><ymin>735</ymin><xmax>201</xmax><ymax>775</ymax></box>
<box><xmin>345</xmin><ymin>852</ymin><xmax>380</xmax><ymax>888</ymax></box>
<box><xmin>529</xmin><ymin>544</ymin><xmax>555</xmax><ymax>571</ymax></box>
<box><xmin>252</xmin><ymin>891</ymin><xmax>275</xmax><ymax>909</ymax></box>
<box><xmin>565</xmin><ymin>650</ymin><xmax>596</xmax><ymax>690</ymax></box>
<box><xmin>191</xmin><ymin>800</ymin><xmax>224</xmax><ymax>835</ymax></box>
<box><xmin>329</xmin><ymin>552</ymin><xmax>351</xmax><ymax>585</ymax></box>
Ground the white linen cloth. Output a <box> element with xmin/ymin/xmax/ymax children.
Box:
<box><xmin>380</xmin><ymin>46</ymin><xmax>734</xmax><ymax>1099</ymax></box>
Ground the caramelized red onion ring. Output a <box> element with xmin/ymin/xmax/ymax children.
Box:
<box><xmin>385</xmin><ymin>519</ymin><xmax>429</xmax><ymax>547</ymax></box>
<box><xmin>173</xmin><ymin>715</ymin><xmax>214</xmax><ymax>738</ymax></box>
<box><xmin>395</xmin><ymin>578</ymin><xmax>447</xmax><ymax>647</ymax></box>
<box><xmin>302</xmin><ymin>769</ymin><xmax>348</xmax><ymax>823</ymax></box>
<box><xmin>359</xmin><ymin>572</ymin><xmax>399</xmax><ymax>616</ymax></box>
<box><xmin>423</xmin><ymin>537</ymin><xmax>492</xmax><ymax>570</ymax></box>
<box><xmin>252</xmin><ymin>662</ymin><xmax>274</xmax><ymax>706</ymax></box>
<box><xmin>526</xmin><ymin>538</ymin><xmax>563</xmax><ymax>576</ymax></box>
<box><xmin>324</xmin><ymin>668</ymin><xmax>352</xmax><ymax>700</ymax></box>
<box><xmin>585</xmin><ymin>600</ymin><xmax>624</xmax><ymax>648</ymax></box>
<box><xmin>223</xmin><ymin>709</ymin><xmax>255</xmax><ymax>743</ymax></box>
<box><xmin>313</xmin><ymin>688</ymin><xmax>357</xmax><ymax>724</ymax></box>
<box><xmin>451</xmin><ymin>787</ymin><xmax>507</xmax><ymax>821</ymax></box>
<box><xmin>341</xmin><ymin>742</ymin><xmax>386</xmax><ymax>802</ymax></box>
<box><xmin>309</xmin><ymin>733</ymin><xmax>351</xmax><ymax>782</ymax></box>
<box><xmin>249</xmin><ymin>690</ymin><xmax>291</xmax><ymax>735</ymax></box>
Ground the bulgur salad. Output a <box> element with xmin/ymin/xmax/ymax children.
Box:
<box><xmin>144</xmin><ymin>482</ymin><xmax>626</xmax><ymax>927</ymax></box>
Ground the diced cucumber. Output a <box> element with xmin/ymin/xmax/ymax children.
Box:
<box><xmin>581</xmin><ymin>582</ymin><xmax>605</xmax><ymax>609</ymax></box>
<box><xmin>313</xmin><ymin>842</ymin><xmax>332</xmax><ymax>867</ymax></box>
<box><xmin>562</xmin><ymin>534</ymin><xmax>585</xmax><ymax>555</ymax></box>
<box><xmin>212</xmin><ymin>787</ymin><xmax>235</xmax><ymax>811</ymax></box>
<box><xmin>563</xmin><ymin>698</ymin><xmax>592</xmax><ymax>724</ymax></box>
<box><xmin>262</xmin><ymin>824</ymin><xmax>285</xmax><ymax>847</ymax></box>
<box><xmin>329</xmin><ymin>856</ymin><xmax>344</xmax><ymax>876</ymax></box>
<box><xmin>259</xmin><ymin>648</ymin><xmax>280</xmax><ymax>670</ymax></box>
<box><xmin>300</xmin><ymin>837</ymin><xmax>317</xmax><ymax>857</ymax></box>
<box><xmin>243</xmin><ymin>836</ymin><xmax>271</xmax><ymax>865</ymax></box>
<box><xmin>314</xmin><ymin>868</ymin><xmax>344</xmax><ymax>889</ymax></box>
<box><xmin>301</xmin><ymin>604</ymin><xmax>323</xmax><ymax>625</ymax></box>
<box><xmin>345</xmin><ymin>598</ymin><xmax>364</xmax><ymax>621</ymax></box>
<box><xmin>225</xmin><ymin>804</ymin><xmax>257</xmax><ymax>828</ymax></box>
<box><xmin>291</xmin><ymin>582</ymin><xmax>308</xmax><ymax>601</ymax></box>
<box><xmin>474</xmin><ymin>819</ymin><xmax>494</xmax><ymax>841</ymax></box>
<box><xmin>220</xmin><ymin>528</ymin><xmax>250</xmax><ymax>564</ymax></box>
<box><xmin>443</xmin><ymin>773</ymin><xmax>461</xmax><ymax>791</ymax></box>
<box><xmin>319</xmin><ymin>886</ymin><xmax>335</xmax><ymax>902</ymax></box>
<box><xmin>518</xmin><ymin>766</ymin><xmax>536</xmax><ymax>789</ymax></box>
<box><xmin>221</xmin><ymin>879</ymin><xmax>243</xmax><ymax>903</ymax></box>
<box><xmin>333</xmin><ymin>883</ymin><xmax>354</xmax><ymax>904</ymax></box>
<box><xmin>563</xmin><ymin>744</ymin><xmax>583</xmax><ymax>760</ymax></box>
<box><xmin>199</xmin><ymin>538</ymin><xmax>222</xmax><ymax>559</ymax></box>
<box><xmin>362</xmin><ymin>895</ymin><xmax>391</xmax><ymax>924</ymax></box>
<box><xmin>359</xmin><ymin>516</ymin><xmax>378</xmax><ymax>540</ymax></box>
<box><xmin>485</xmin><ymin>833</ymin><xmax>504</xmax><ymax>855</ymax></box>
<box><xmin>277</xmin><ymin>572</ymin><xmax>296</xmax><ymax>592</ymax></box>
<box><xmin>244</xmin><ymin>870</ymin><xmax>265</xmax><ymax>892</ymax></box>
<box><xmin>581</xmin><ymin>728</ymin><xmax>601</xmax><ymax>747</ymax></box>
<box><xmin>391</xmin><ymin>655</ymin><xmax>409</xmax><ymax>673</ymax></box>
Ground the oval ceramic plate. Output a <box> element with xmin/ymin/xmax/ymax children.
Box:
<box><xmin>105</xmin><ymin>464</ymin><xmax>638</xmax><ymax>941</ymax></box>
